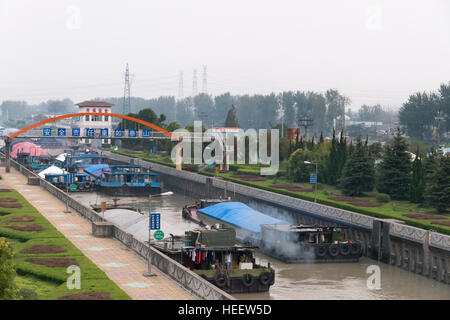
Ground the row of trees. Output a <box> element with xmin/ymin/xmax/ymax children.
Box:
<box><xmin>103</xmin><ymin>89</ymin><xmax>351</xmax><ymax>136</ymax></box>
<box><xmin>287</xmin><ymin>130</ymin><xmax>450</xmax><ymax>212</ymax></box>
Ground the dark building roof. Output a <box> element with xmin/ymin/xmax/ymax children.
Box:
<box><xmin>76</xmin><ymin>100</ymin><xmax>114</xmax><ymax>107</ymax></box>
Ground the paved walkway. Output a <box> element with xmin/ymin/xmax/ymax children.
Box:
<box><xmin>0</xmin><ymin>167</ymin><xmax>195</xmax><ymax>300</ymax></box>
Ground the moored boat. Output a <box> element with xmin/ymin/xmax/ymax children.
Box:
<box><xmin>183</xmin><ymin>201</ymin><xmax>363</xmax><ymax>263</ymax></box>
<box><xmin>152</xmin><ymin>227</ymin><xmax>275</xmax><ymax>294</ymax></box>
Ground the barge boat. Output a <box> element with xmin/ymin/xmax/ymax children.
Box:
<box><xmin>183</xmin><ymin>201</ymin><xmax>362</xmax><ymax>263</ymax></box>
<box><xmin>152</xmin><ymin>227</ymin><xmax>275</xmax><ymax>294</ymax></box>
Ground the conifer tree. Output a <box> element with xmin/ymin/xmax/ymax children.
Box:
<box><xmin>326</xmin><ymin>129</ymin><xmax>339</xmax><ymax>185</ymax></box>
<box><xmin>409</xmin><ymin>150</ymin><xmax>425</xmax><ymax>203</ymax></box>
<box><xmin>424</xmin><ymin>155</ymin><xmax>450</xmax><ymax>213</ymax></box>
<box><xmin>319</xmin><ymin>132</ymin><xmax>324</xmax><ymax>144</ymax></box>
<box><xmin>335</xmin><ymin>129</ymin><xmax>348</xmax><ymax>185</ymax></box>
<box><xmin>341</xmin><ymin>137</ymin><xmax>375</xmax><ymax>196</ymax></box>
<box><xmin>376</xmin><ymin>129</ymin><xmax>411</xmax><ymax>200</ymax></box>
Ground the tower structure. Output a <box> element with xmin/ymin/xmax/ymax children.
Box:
<box><xmin>123</xmin><ymin>63</ymin><xmax>131</xmax><ymax>115</ymax></box>
<box><xmin>192</xmin><ymin>68</ymin><xmax>198</xmax><ymax>97</ymax></box>
<box><xmin>178</xmin><ymin>71</ymin><xmax>184</xmax><ymax>101</ymax></box>
<box><xmin>202</xmin><ymin>65</ymin><xmax>207</xmax><ymax>93</ymax></box>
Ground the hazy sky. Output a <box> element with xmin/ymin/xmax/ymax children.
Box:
<box><xmin>1</xmin><ymin>0</ymin><xmax>449</xmax><ymax>110</ymax></box>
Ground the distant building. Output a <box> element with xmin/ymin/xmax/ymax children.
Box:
<box><xmin>75</xmin><ymin>100</ymin><xmax>114</xmax><ymax>147</ymax></box>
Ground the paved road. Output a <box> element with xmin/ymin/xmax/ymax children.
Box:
<box><xmin>0</xmin><ymin>167</ymin><xmax>195</xmax><ymax>300</ymax></box>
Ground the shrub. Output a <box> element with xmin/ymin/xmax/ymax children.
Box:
<box><xmin>376</xmin><ymin>193</ymin><xmax>391</xmax><ymax>203</ymax></box>
<box><xmin>19</xmin><ymin>287</ymin><xmax>39</xmax><ymax>300</ymax></box>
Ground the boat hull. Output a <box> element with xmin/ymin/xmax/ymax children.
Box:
<box><xmin>96</xmin><ymin>185</ymin><xmax>162</xmax><ymax>196</ymax></box>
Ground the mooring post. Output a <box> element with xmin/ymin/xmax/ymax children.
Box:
<box><xmin>5</xmin><ymin>137</ymin><xmax>11</xmax><ymax>173</ymax></box>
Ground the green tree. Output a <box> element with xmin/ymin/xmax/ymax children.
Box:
<box><xmin>409</xmin><ymin>151</ymin><xmax>425</xmax><ymax>203</ymax></box>
<box><xmin>424</xmin><ymin>155</ymin><xmax>450</xmax><ymax>212</ymax></box>
<box><xmin>399</xmin><ymin>92</ymin><xmax>440</xmax><ymax>142</ymax></box>
<box><xmin>340</xmin><ymin>137</ymin><xmax>375</xmax><ymax>196</ymax></box>
<box><xmin>326</xmin><ymin>129</ymin><xmax>339</xmax><ymax>185</ymax></box>
<box><xmin>0</xmin><ymin>238</ymin><xmax>18</xmax><ymax>300</ymax></box>
<box><xmin>376</xmin><ymin>130</ymin><xmax>411</xmax><ymax>200</ymax></box>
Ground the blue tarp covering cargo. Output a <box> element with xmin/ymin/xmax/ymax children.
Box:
<box><xmin>198</xmin><ymin>202</ymin><xmax>290</xmax><ymax>234</ymax></box>
<box><xmin>84</xmin><ymin>164</ymin><xmax>110</xmax><ymax>178</ymax></box>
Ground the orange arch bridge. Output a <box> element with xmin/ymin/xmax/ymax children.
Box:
<box><xmin>8</xmin><ymin>113</ymin><xmax>181</xmax><ymax>141</ymax></box>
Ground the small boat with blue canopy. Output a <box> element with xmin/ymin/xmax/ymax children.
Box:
<box><xmin>64</xmin><ymin>152</ymin><xmax>109</xmax><ymax>173</ymax></box>
<box><xmin>84</xmin><ymin>164</ymin><xmax>163</xmax><ymax>196</ymax></box>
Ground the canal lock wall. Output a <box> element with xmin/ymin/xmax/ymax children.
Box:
<box><xmin>105</xmin><ymin>151</ymin><xmax>450</xmax><ymax>285</ymax></box>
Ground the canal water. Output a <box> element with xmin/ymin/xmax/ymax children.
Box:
<box><xmin>72</xmin><ymin>191</ymin><xmax>450</xmax><ymax>300</ymax></box>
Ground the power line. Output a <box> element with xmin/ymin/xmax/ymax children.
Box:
<box><xmin>202</xmin><ymin>65</ymin><xmax>207</xmax><ymax>94</ymax></box>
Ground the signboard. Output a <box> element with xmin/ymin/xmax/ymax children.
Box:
<box><xmin>114</xmin><ymin>129</ymin><xmax>123</xmax><ymax>137</ymax></box>
<box><xmin>57</xmin><ymin>128</ymin><xmax>66</xmax><ymax>137</ymax></box>
<box><xmin>72</xmin><ymin>128</ymin><xmax>81</xmax><ymax>137</ymax></box>
<box><xmin>154</xmin><ymin>230</ymin><xmax>164</xmax><ymax>240</ymax></box>
<box><xmin>100</xmin><ymin>128</ymin><xmax>109</xmax><ymax>137</ymax></box>
<box><xmin>128</xmin><ymin>129</ymin><xmax>137</xmax><ymax>138</ymax></box>
<box><xmin>86</xmin><ymin>128</ymin><xmax>95</xmax><ymax>137</ymax></box>
<box><xmin>150</xmin><ymin>213</ymin><xmax>160</xmax><ymax>230</ymax></box>
<box><xmin>69</xmin><ymin>184</ymin><xmax>77</xmax><ymax>191</ymax></box>
<box><xmin>310</xmin><ymin>173</ymin><xmax>317</xmax><ymax>184</ymax></box>
<box><xmin>142</xmin><ymin>129</ymin><xmax>151</xmax><ymax>138</ymax></box>
<box><xmin>43</xmin><ymin>128</ymin><xmax>52</xmax><ymax>137</ymax></box>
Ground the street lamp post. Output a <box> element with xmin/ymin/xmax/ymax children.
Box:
<box><xmin>304</xmin><ymin>161</ymin><xmax>318</xmax><ymax>203</ymax></box>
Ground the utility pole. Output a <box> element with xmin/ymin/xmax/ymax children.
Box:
<box><xmin>123</xmin><ymin>63</ymin><xmax>131</xmax><ymax>115</ymax></box>
<box><xmin>192</xmin><ymin>68</ymin><xmax>198</xmax><ymax>97</ymax></box>
<box><xmin>435</xmin><ymin>108</ymin><xmax>444</xmax><ymax>147</ymax></box>
<box><xmin>202</xmin><ymin>65</ymin><xmax>207</xmax><ymax>94</ymax></box>
<box><xmin>178</xmin><ymin>71</ymin><xmax>184</xmax><ymax>101</ymax></box>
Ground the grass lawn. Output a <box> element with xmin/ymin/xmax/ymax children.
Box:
<box><xmin>0</xmin><ymin>189</ymin><xmax>131</xmax><ymax>300</ymax></box>
<box><xmin>110</xmin><ymin>148</ymin><xmax>450</xmax><ymax>235</ymax></box>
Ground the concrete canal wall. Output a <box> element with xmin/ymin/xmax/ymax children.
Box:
<box><xmin>3</xmin><ymin>155</ymin><xmax>234</xmax><ymax>300</ymax></box>
<box><xmin>105</xmin><ymin>151</ymin><xmax>450</xmax><ymax>285</ymax></box>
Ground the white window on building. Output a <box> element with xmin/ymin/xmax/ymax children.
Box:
<box><xmin>85</xmin><ymin>115</ymin><xmax>90</xmax><ymax>121</ymax></box>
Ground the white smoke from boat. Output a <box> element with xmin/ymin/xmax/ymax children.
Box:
<box><xmin>260</xmin><ymin>224</ymin><xmax>316</xmax><ymax>262</ymax></box>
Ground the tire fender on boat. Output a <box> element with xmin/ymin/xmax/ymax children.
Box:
<box><xmin>340</xmin><ymin>243</ymin><xmax>351</xmax><ymax>256</ymax></box>
<box><xmin>328</xmin><ymin>244</ymin><xmax>339</xmax><ymax>257</ymax></box>
<box><xmin>315</xmin><ymin>244</ymin><xmax>327</xmax><ymax>257</ymax></box>
<box><xmin>350</xmin><ymin>242</ymin><xmax>362</xmax><ymax>255</ymax></box>
<box><xmin>259</xmin><ymin>272</ymin><xmax>271</xmax><ymax>286</ymax></box>
<box><xmin>214</xmin><ymin>274</ymin><xmax>227</xmax><ymax>288</ymax></box>
<box><xmin>241</xmin><ymin>273</ymin><xmax>255</xmax><ymax>287</ymax></box>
